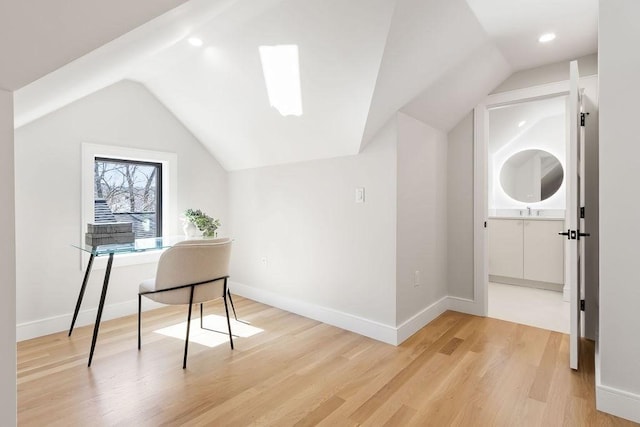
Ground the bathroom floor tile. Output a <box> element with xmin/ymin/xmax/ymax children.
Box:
<box><xmin>488</xmin><ymin>282</ymin><xmax>569</xmax><ymax>334</ymax></box>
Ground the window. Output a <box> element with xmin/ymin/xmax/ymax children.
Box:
<box><xmin>94</xmin><ymin>157</ymin><xmax>162</xmax><ymax>239</ymax></box>
<box><xmin>82</xmin><ymin>143</ymin><xmax>178</xmax><ymax>267</ymax></box>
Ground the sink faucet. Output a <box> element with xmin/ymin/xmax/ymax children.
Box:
<box><xmin>526</xmin><ymin>206</ymin><xmax>531</xmax><ymax>216</ymax></box>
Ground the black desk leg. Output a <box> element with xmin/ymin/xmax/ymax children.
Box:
<box><xmin>88</xmin><ymin>253</ymin><xmax>113</xmax><ymax>367</ymax></box>
<box><xmin>69</xmin><ymin>253</ymin><xmax>95</xmax><ymax>336</ymax></box>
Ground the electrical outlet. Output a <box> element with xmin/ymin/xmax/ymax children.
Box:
<box><xmin>414</xmin><ymin>270</ymin><xmax>420</xmax><ymax>287</ymax></box>
<box><xmin>261</xmin><ymin>256</ymin><xmax>268</xmax><ymax>266</ymax></box>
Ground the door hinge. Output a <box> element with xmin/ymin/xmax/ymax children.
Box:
<box><xmin>580</xmin><ymin>300</ymin><xmax>585</xmax><ymax>311</ymax></box>
<box><xmin>580</xmin><ymin>206</ymin><xmax>585</xmax><ymax>218</ymax></box>
<box><xmin>580</xmin><ymin>112</ymin><xmax>589</xmax><ymax>127</ymax></box>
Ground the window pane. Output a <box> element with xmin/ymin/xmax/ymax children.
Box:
<box><xmin>94</xmin><ymin>158</ymin><xmax>162</xmax><ymax>238</ymax></box>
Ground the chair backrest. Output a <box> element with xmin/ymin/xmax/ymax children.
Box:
<box><xmin>154</xmin><ymin>238</ymin><xmax>232</xmax><ymax>292</ymax></box>
<box><xmin>175</xmin><ymin>237</ymin><xmax>230</xmax><ymax>246</ymax></box>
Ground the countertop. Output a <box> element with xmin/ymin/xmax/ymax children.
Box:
<box><xmin>488</xmin><ymin>216</ymin><xmax>565</xmax><ymax>221</ymax></box>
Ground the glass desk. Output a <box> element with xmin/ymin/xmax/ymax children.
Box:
<box><xmin>70</xmin><ymin>236</ymin><xmax>201</xmax><ymax>366</ymax></box>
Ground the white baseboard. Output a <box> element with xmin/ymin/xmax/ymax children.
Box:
<box><xmin>17</xmin><ymin>298</ymin><xmax>164</xmax><ymax>342</ymax></box>
<box><xmin>230</xmin><ymin>283</ymin><xmax>473</xmax><ymax>346</ymax></box>
<box><xmin>595</xmin><ymin>343</ymin><xmax>640</xmax><ymax>423</ymax></box>
<box><xmin>17</xmin><ymin>284</ymin><xmax>483</xmax><ymax>347</ymax></box>
<box><xmin>229</xmin><ymin>281</ymin><xmax>398</xmax><ymax>345</ymax></box>
<box><xmin>396</xmin><ymin>296</ymin><xmax>449</xmax><ymax>344</ymax></box>
<box><xmin>447</xmin><ymin>296</ymin><xmax>484</xmax><ymax>316</ymax></box>
<box><xmin>596</xmin><ymin>384</ymin><xmax>640</xmax><ymax>423</ymax></box>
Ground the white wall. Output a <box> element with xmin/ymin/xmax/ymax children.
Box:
<box><xmin>14</xmin><ymin>80</ymin><xmax>227</xmax><ymax>339</ymax></box>
<box><xmin>447</xmin><ymin>112</ymin><xmax>475</xmax><ymax>300</ymax></box>
<box><xmin>597</xmin><ymin>0</ymin><xmax>640</xmax><ymax>422</ymax></box>
<box><xmin>396</xmin><ymin>113</ymin><xmax>447</xmax><ymax>324</ymax></box>
<box><xmin>0</xmin><ymin>89</ymin><xmax>16</xmax><ymax>425</ymax></box>
<box><xmin>228</xmin><ymin>112</ymin><xmax>450</xmax><ymax>343</ymax></box>
<box><xmin>228</xmin><ymin>119</ymin><xmax>398</xmax><ymax>339</ymax></box>
<box><xmin>582</xmin><ymin>76</ymin><xmax>600</xmax><ymax>342</ymax></box>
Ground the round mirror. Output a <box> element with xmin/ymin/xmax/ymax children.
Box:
<box><xmin>499</xmin><ymin>149</ymin><xmax>563</xmax><ymax>203</ymax></box>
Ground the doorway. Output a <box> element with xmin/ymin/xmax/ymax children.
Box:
<box><xmin>474</xmin><ymin>66</ymin><xmax>599</xmax><ymax>370</ymax></box>
<box><xmin>485</xmin><ymin>95</ymin><xmax>569</xmax><ymax>333</ymax></box>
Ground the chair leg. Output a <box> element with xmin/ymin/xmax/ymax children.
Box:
<box><xmin>227</xmin><ymin>288</ymin><xmax>238</xmax><ymax>321</ymax></box>
<box><xmin>138</xmin><ymin>294</ymin><xmax>142</xmax><ymax>350</ymax></box>
<box><xmin>183</xmin><ymin>286</ymin><xmax>195</xmax><ymax>369</ymax></box>
<box><xmin>200</xmin><ymin>303</ymin><xmax>203</xmax><ymax>329</ymax></box>
<box><xmin>223</xmin><ymin>280</ymin><xmax>234</xmax><ymax>350</ymax></box>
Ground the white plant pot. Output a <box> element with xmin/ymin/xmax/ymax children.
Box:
<box><xmin>183</xmin><ymin>221</ymin><xmax>198</xmax><ymax>238</ymax></box>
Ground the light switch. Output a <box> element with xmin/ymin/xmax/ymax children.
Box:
<box><xmin>355</xmin><ymin>187</ymin><xmax>365</xmax><ymax>203</ymax></box>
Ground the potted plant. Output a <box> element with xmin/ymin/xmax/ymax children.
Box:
<box><xmin>183</xmin><ymin>209</ymin><xmax>221</xmax><ymax>237</ymax></box>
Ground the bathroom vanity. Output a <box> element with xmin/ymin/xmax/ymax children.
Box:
<box><xmin>488</xmin><ymin>217</ymin><xmax>565</xmax><ymax>290</ymax></box>
<box><xmin>487</xmin><ymin>98</ymin><xmax>567</xmax><ymax>292</ymax></box>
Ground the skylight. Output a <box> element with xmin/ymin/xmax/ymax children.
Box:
<box><xmin>259</xmin><ymin>45</ymin><xmax>303</xmax><ymax>117</ymax></box>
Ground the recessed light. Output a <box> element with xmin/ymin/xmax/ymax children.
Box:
<box><xmin>188</xmin><ymin>37</ymin><xmax>203</xmax><ymax>47</ymax></box>
<box><xmin>518</xmin><ymin>120</ymin><xmax>526</xmax><ymax>127</ymax></box>
<box><xmin>538</xmin><ymin>33</ymin><xmax>556</xmax><ymax>43</ymax></box>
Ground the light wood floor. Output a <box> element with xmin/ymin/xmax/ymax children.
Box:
<box><xmin>18</xmin><ymin>297</ymin><xmax>637</xmax><ymax>426</ymax></box>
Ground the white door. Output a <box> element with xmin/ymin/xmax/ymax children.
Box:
<box><xmin>566</xmin><ymin>60</ymin><xmax>585</xmax><ymax>370</ymax></box>
<box><xmin>579</xmin><ymin>88</ymin><xmax>588</xmax><ymax>341</ymax></box>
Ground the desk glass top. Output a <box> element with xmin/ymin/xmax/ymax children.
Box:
<box><xmin>72</xmin><ymin>235</ymin><xmax>206</xmax><ymax>256</ymax></box>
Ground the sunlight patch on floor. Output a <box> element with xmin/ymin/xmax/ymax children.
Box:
<box><xmin>153</xmin><ymin>314</ymin><xmax>263</xmax><ymax>348</ymax></box>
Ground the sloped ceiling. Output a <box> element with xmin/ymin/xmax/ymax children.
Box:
<box><xmin>0</xmin><ymin>0</ymin><xmax>191</xmax><ymax>90</ymax></box>
<box><xmin>466</xmin><ymin>0</ymin><xmax>598</xmax><ymax>71</ymax></box>
<box><xmin>14</xmin><ymin>0</ymin><xmax>240</xmax><ymax>128</ymax></box>
<box><xmin>360</xmin><ymin>0</ymin><xmax>509</xmax><ymax>148</ymax></box>
<box><xmin>128</xmin><ymin>0</ymin><xmax>396</xmax><ymax>170</ymax></box>
<box><xmin>488</xmin><ymin>96</ymin><xmax>566</xmax><ymax>154</ymax></box>
<box><xmin>13</xmin><ymin>0</ymin><xmax>598</xmax><ymax>171</ymax></box>
<box><xmin>400</xmin><ymin>42</ymin><xmax>511</xmax><ymax>134</ymax></box>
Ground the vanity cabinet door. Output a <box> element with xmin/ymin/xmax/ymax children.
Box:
<box><xmin>488</xmin><ymin>219</ymin><xmax>523</xmax><ymax>278</ymax></box>
<box><xmin>523</xmin><ymin>220</ymin><xmax>565</xmax><ymax>284</ymax></box>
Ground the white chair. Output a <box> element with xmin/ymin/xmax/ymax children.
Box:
<box><xmin>138</xmin><ymin>238</ymin><xmax>233</xmax><ymax>368</ymax></box>
<box><xmin>168</xmin><ymin>238</ymin><xmax>238</xmax><ymax>322</ymax></box>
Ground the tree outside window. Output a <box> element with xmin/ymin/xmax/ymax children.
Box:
<box><xmin>94</xmin><ymin>157</ymin><xmax>162</xmax><ymax>238</ymax></box>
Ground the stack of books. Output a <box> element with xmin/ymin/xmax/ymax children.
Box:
<box><xmin>85</xmin><ymin>222</ymin><xmax>134</xmax><ymax>246</ymax></box>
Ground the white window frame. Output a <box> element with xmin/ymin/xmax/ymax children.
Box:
<box><xmin>81</xmin><ymin>143</ymin><xmax>178</xmax><ymax>269</ymax></box>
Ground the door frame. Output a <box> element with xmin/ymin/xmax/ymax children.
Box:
<box><xmin>473</xmin><ymin>80</ymin><xmax>572</xmax><ymax>316</ymax></box>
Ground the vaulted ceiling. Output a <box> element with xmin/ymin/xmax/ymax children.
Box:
<box><xmin>11</xmin><ymin>0</ymin><xmax>598</xmax><ymax>170</ymax></box>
